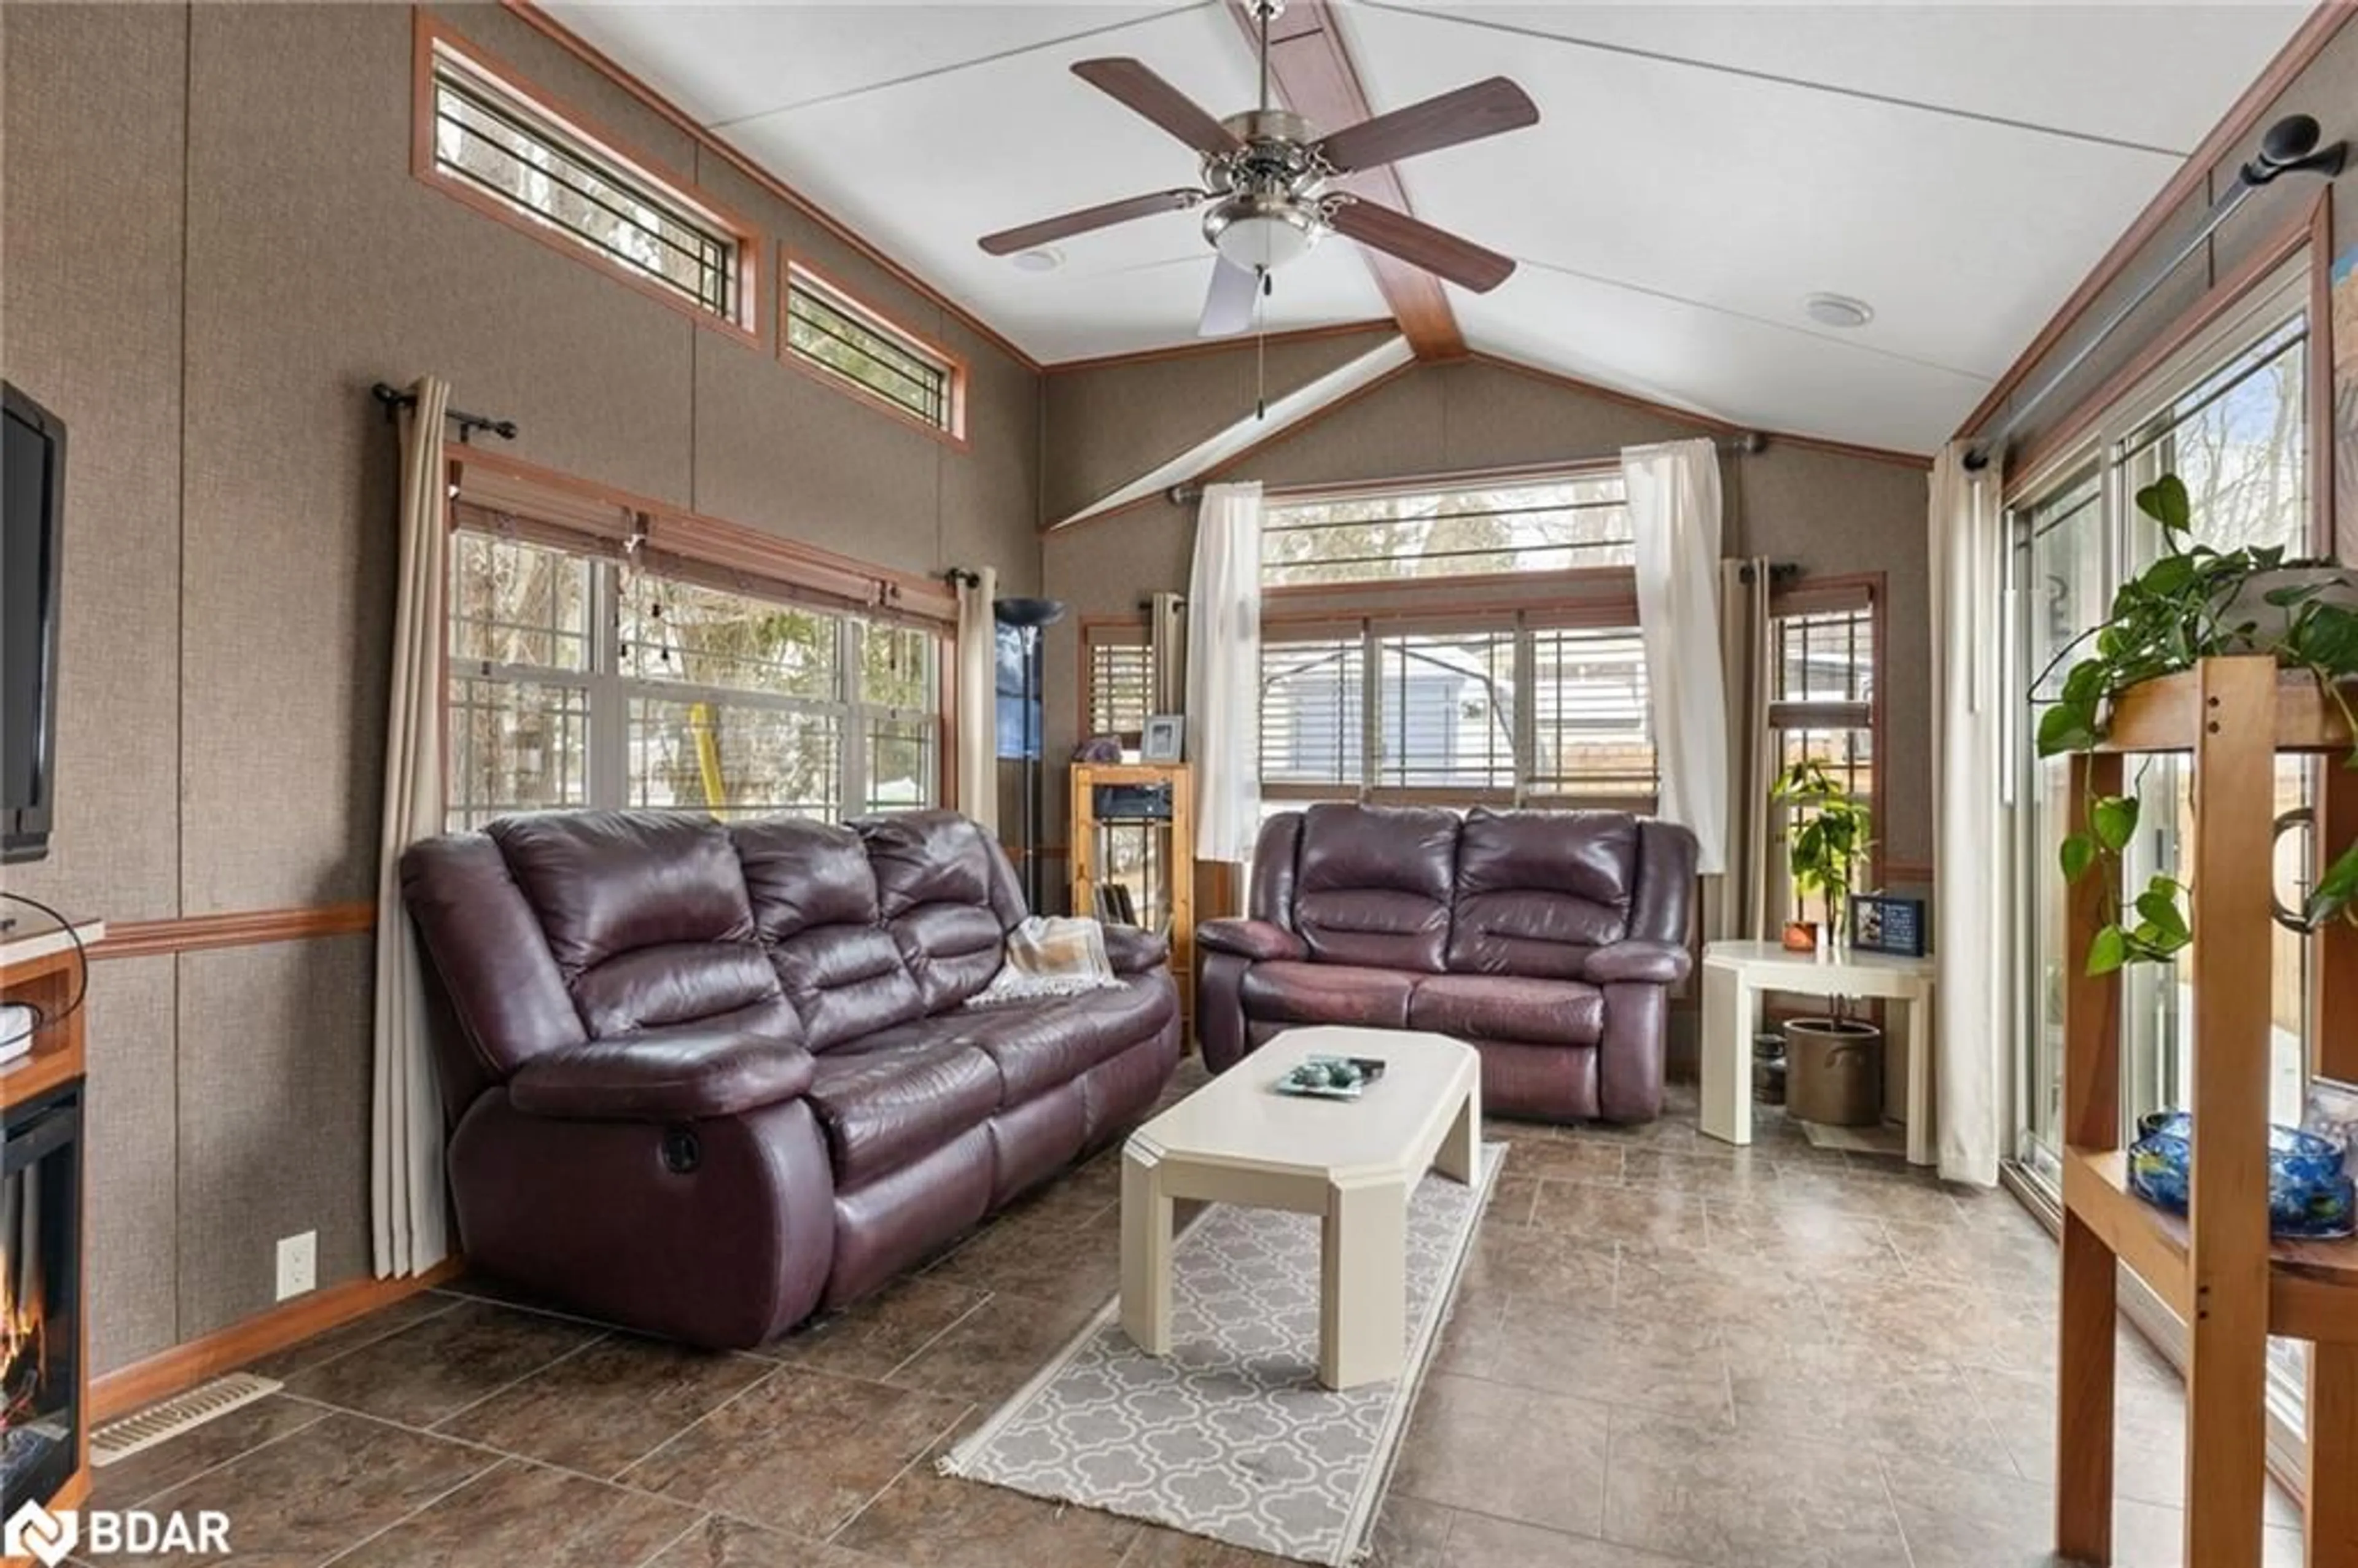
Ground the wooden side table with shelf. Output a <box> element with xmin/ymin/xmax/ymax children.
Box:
<box><xmin>1069</xmin><ymin>763</ymin><xmax>1194</xmax><ymax>1033</ymax></box>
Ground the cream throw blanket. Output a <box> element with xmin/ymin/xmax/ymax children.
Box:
<box><xmin>965</xmin><ymin>916</ymin><xmax>1123</xmax><ymax>1007</ymax></box>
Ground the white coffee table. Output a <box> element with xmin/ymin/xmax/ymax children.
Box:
<box><xmin>1700</xmin><ymin>939</ymin><xmax>1937</xmax><ymax>1166</ymax></box>
<box><xmin>1120</xmin><ymin>1025</ymin><xmax>1480</xmax><ymax>1390</ymax></box>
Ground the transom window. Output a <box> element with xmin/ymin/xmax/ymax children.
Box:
<box><xmin>446</xmin><ymin>531</ymin><xmax>941</xmax><ymax>831</ymax></box>
<box><xmin>786</xmin><ymin>265</ymin><xmax>963</xmax><ymax>436</ymax></box>
<box><xmin>421</xmin><ymin>29</ymin><xmax>750</xmax><ymax>328</ymax></box>
<box><xmin>1262</xmin><ymin>470</ymin><xmax>1632</xmax><ymax>589</ymax></box>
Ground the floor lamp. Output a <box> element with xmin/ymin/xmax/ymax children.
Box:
<box><xmin>995</xmin><ymin>596</ymin><xmax>1065</xmax><ymax>912</ymax></box>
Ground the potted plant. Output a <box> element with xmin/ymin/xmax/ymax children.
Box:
<box><xmin>1772</xmin><ymin>758</ymin><xmax>1885</xmax><ymax>1125</ymax></box>
<box><xmin>2037</xmin><ymin>473</ymin><xmax>2358</xmax><ymax>977</ymax></box>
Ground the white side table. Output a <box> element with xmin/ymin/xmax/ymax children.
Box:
<box><xmin>1700</xmin><ymin>939</ymin><xmax>1937</xmax><ymax>1167</ymax></box>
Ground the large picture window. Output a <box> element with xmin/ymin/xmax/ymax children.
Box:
<box><xmin>1261</xmin><ymin>616</ymin><xmax>1652</xmax><ymax>809</ymax></box>
<box><xmin>1256</xmin><ymin>467</ymin><xmax>1652</xmax><ymax>811</ymax></box>
<box><xmin>446</xmin><ymin>530</ymin><xmax>942</xmax><ymax>832</ymax></box>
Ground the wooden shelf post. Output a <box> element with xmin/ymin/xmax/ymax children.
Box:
<box><xmin>2051</xmin><ymin>659</ymin><xmax>2358</xmax><ymax>1568</ymax></box>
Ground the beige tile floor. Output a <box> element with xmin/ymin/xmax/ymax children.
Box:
<box><xmin>82</xmin><ymin>1074</ymin><xmax>2305</xmax><ymax>1567</ymax></box>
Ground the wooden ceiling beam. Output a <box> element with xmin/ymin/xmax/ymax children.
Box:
<box><xmin>1227</xmin><ymin>1</ymin><xmax>1465</xmax><ymax>360</ymax></box>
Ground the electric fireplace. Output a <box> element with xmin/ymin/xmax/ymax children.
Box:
<box><xmin>1</xmin><ymin>1078</ymin><xmax>80</xmax><ymax>1515</ymax></box>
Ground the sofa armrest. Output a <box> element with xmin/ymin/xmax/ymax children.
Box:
<box><xmin>1197</xmin><ymin>917</ymin><xmax>1307</xmax><ymax>963</ymax></box>
<box><xmin>508</xmin><ymin>1022</ymin><xmax>816</xmax><ymax>1122</ymax></box>
<box><xmin>1102</xmin><ymin>925</ymin><xmax>1170</xmax><ymax>976</ymax></box>
<box><xmin>1584</xmin><ymin>941</ymin><xmax>1693</xmax><ymax>985</ymax></box>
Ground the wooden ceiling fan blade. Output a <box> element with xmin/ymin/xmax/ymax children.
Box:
<box><xmin>1313</xmin><ymin>77</ymin><xmax>1538</xmax><ymax>174</ymax></box>
<box><xmin>1071</xmin><ymin>58</ymin><xmax>1243</xmax><ymax>156</ymax></box>
<box><xmin>1327</xmin><ymin>201</ymin><xmax>1516</xmax><ymax>293</ymax></box>
<box><xmin>1199</xmin><ymin>257</ymin><xmax>1259</xmax><ymax>338</ymax></box>
<box><xmin>978</xmin><ymin>189</ymin><xmax>1204</xmax><ymax>255</ymax></box>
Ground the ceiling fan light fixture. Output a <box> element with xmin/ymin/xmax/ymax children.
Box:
<box><xmin>1804</xmin><ymin>292</ymin><xmax>1875</xmax><ymax>330</ymax></box>
<box><xmin>1205</xmin><ymin>196</ymin><xmax>1320</xmax><ymax>274</ymax></box>
<box><xmin>1009</xmin><ymin>247</ymin><xmax>1064</xmax><ymax>273</ymax></box>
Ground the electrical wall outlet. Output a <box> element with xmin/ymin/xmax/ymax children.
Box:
<box><xmin>275</xmin><ymin>1231</ymin><xmax>317</xmax><ymax>1302</ymax></box>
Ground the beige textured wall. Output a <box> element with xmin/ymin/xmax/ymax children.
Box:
<box><xmin>1038</xmin><ymin>354</ymin><xmax>1934</xmax><ymax>883</ymax></box>
<box><xmin>2</xmin><ymin>2</ymin><xmax>1042</xmax><ymax>1372</ymax></box>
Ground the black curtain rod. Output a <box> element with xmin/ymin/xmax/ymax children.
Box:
<box><xmin>1963</xmin><ymin>113</ymin><xmax>2344</xmax><ymax>473</ymax></box>
<box><xmin>372</xmin><ymin>382</ymin><xmax>518</xmax><ymax>443</ymax></box>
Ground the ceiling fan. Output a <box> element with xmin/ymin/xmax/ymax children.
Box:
<box><xmin>978</xmin><ymin>0</ymin><xmax>1539</xmax><ymax>338</ymax></box>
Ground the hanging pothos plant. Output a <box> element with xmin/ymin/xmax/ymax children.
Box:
<box><xmin>2036</xmin><ymin>472</ymin><xmax>2358</xmax><ymax>976</ymax></box>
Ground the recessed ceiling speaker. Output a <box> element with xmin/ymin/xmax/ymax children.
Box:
<box><xmin>1804</xmin><ymin>293</ymin><xmax>1875</xmax><ymax>330</ymax></box>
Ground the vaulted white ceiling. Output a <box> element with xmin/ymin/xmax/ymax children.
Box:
<box><xmin>545</xmin><ymin>0</ymin><xmax>2312</xmax><ymax>452</ymax></box>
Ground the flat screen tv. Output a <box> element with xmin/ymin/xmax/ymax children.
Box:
<box><xmin>2</xmin><ymin>382</ymin><xmax>65</xmax><ymax>865</ymax></box>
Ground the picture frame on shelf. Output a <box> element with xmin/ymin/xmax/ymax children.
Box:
<box><xmin>1141</xmin><ymin>714</ymin><xmax>1183</xmax><ymax>763</ymax></box>
<box><xmin>1850</xmin><ymin>893</ymin><xmax>1926</xmax><ymax>957</ymax></box>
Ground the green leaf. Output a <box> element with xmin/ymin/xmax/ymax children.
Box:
<box><xmin>2139</xmin><ymin>554</ymin><xmax>2197</xmax><ymax>597</ymax></box>
<box><xmin>2060</xmin><ymin>833</ymin><xmax>2096</xmax><ymax>883</ymax></box>
<box><xmin>2088</xmin><ymin>925</ymin><xmax>2130</xmax><ymax>976</ymax></box>
<box><xmin>2135</xmin><ymin>474</ymin><xmax>2191</xmax><ymax>534</ymax></box>
<box><xmin>2306</xmin><ymin>838</ymin><xmax>2358</xmax><ymax>930</ymax></box>
<box><xmin>2061</xmin><ymin>659</ymin><xmax>2108</xmax><ymax>705</ymax></box>
<box><xmin>2265</xmin><ymin>583</ymin><xmax>2332</xmax><ymax>609</ymax></box>
<box><xmin>2091</xmin><ymin>795</ymin><xmax>2139</xmax><ymax>853</ymax></box>
<box><xmin>2290</xmin><ymin>604</ymin><xmax>2358</xmax><ymax>674</ymax></box>
<box><xmin>2134</xmin><ymin>882</ymin><xmax>2189</xmax><ymax>942</ymax></box>
<box><xmin>2038</xmin><ymin>702</ymin><xmax>2100</xmax><ymax>756</ymax></box>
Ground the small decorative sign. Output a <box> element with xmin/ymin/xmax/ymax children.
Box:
<box><xmin>1850</xmin><ymin>893</ymin><xmax>1926</xmax><ymax>957</ymax></box>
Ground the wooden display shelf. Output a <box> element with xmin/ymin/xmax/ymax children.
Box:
<box><xmin>1070</xmin><ymin>763</ymin><xmax>1194</xmax><ymax>1032</ymax></box>
<box><xmin>2098</xmin><ymin>667</ymin><xmax>2355</xmax><ymax>755</ymax></box>
<box><xmin>2053</xmin><ymin>658</ymin><xmax>2356</xmax><ymax>1568</ymax></box>
<box><xmin>2063</xmin><ymin>1146</ymin><xmax>2358</xmax><ymax>1344</ymax></box>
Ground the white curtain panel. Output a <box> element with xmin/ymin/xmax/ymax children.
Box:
<box><xmin>1625</xmin><ymin>438</ymin><xmax>1730</xmax><ymax>874</ymax></box>
<box><xmin>955</xmin><ymin>566</ymin><xmax>1000</xmax><ymax>835</ymax></box>
<box><xmin>371</xmin><ymin>376</ymin><xmax>453</xmax><ymax>1278</ymax></box>
<box><xmin>1929</xmin><ymin>441</ymin><xmax>2007</xmax><ymax>1188</ymax></box>
<box><xmin>1186</xmin><ymin>481</ymin><xmax>1264</xmax><ymax>863</ymax></box>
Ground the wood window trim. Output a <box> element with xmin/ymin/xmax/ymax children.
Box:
<box><xmin>1076</xmin><ymin>615</ymin><xmax>1151</xmax><ymax>747</ymax></box>
<box><xmin>411</xmin><ymin>14</ymin><xmax>762</xmax><ymax>348</ymax></box>
<box><xmin>442</xmin><ymin>443</ymin><xmax>958</xmax><ymax>625</ymax></box>
<box><xmin>782</xmin><ymin>251</ymin><xmax>970</xmax><ymax>449</ymax></box>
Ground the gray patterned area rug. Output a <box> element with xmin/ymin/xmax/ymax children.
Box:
<box><xmin>940</xmin><ymin>1144</ymin><xmax>1503</xmax><ymax>1566</ymax></box>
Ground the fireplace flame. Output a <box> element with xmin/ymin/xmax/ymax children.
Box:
<box><xmin>1</xmin><ymin>1259</ymin><xmax>45</xmax><ymax>1429</ymax></box>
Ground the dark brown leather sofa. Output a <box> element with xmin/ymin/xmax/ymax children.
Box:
<box><xmin>1196</xmin><ymin>805</ymin><xmax>1695</xmax><ymax>1124</ymax></box>
<box><xmin>401</xmin><ymin>809</ymin><xmax>1179</xmax><ymax>1349</ymax></box>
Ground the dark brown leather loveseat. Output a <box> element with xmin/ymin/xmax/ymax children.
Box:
<box><xmin>1196</xmin><ymin>805</ymin><xmax>1695</xmax><ymax>1124</ymax></box>
<box><xmin>402</xmin><ymin>809</ymin><xmax>1179</xmax><ymax>1349</ymax></box>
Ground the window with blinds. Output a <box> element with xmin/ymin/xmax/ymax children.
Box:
<box><xmin>1768</xmin><ymin>589</ymin><xmax>1878</xmax><ymax>923</ymax></box>
<box><xmin>446</xmin><ymin>531</ymin><xmax>942</xmax><ymax>831</ymax></box>
<box><xmin>421</xmin><ymin>28</ymin><xmax>750</xmax><ymax>329</ymax></box>
<box><xmin>1083</xmin><ymin>624</ymin><xmax>1154</xmax><ymax>745</ymax></box>
<box><xmin>1262</xmin><ymin>470</ymin><xmax>1632</xmax><ymax>589</ymax></box>
<box><xmin>786</xmin><ymin>264</ymin><xmax>963</xmax><ymax>436</ymax></box>
<box><xmin>1528</xmin><ymin>626</ymin><xmax>1655</xmax><ymax>801</ymax></box>
<box><xmin>1262</xmin><ymin>620</ymin><xmax>1654</xmax><ymax>808</ymax></box>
